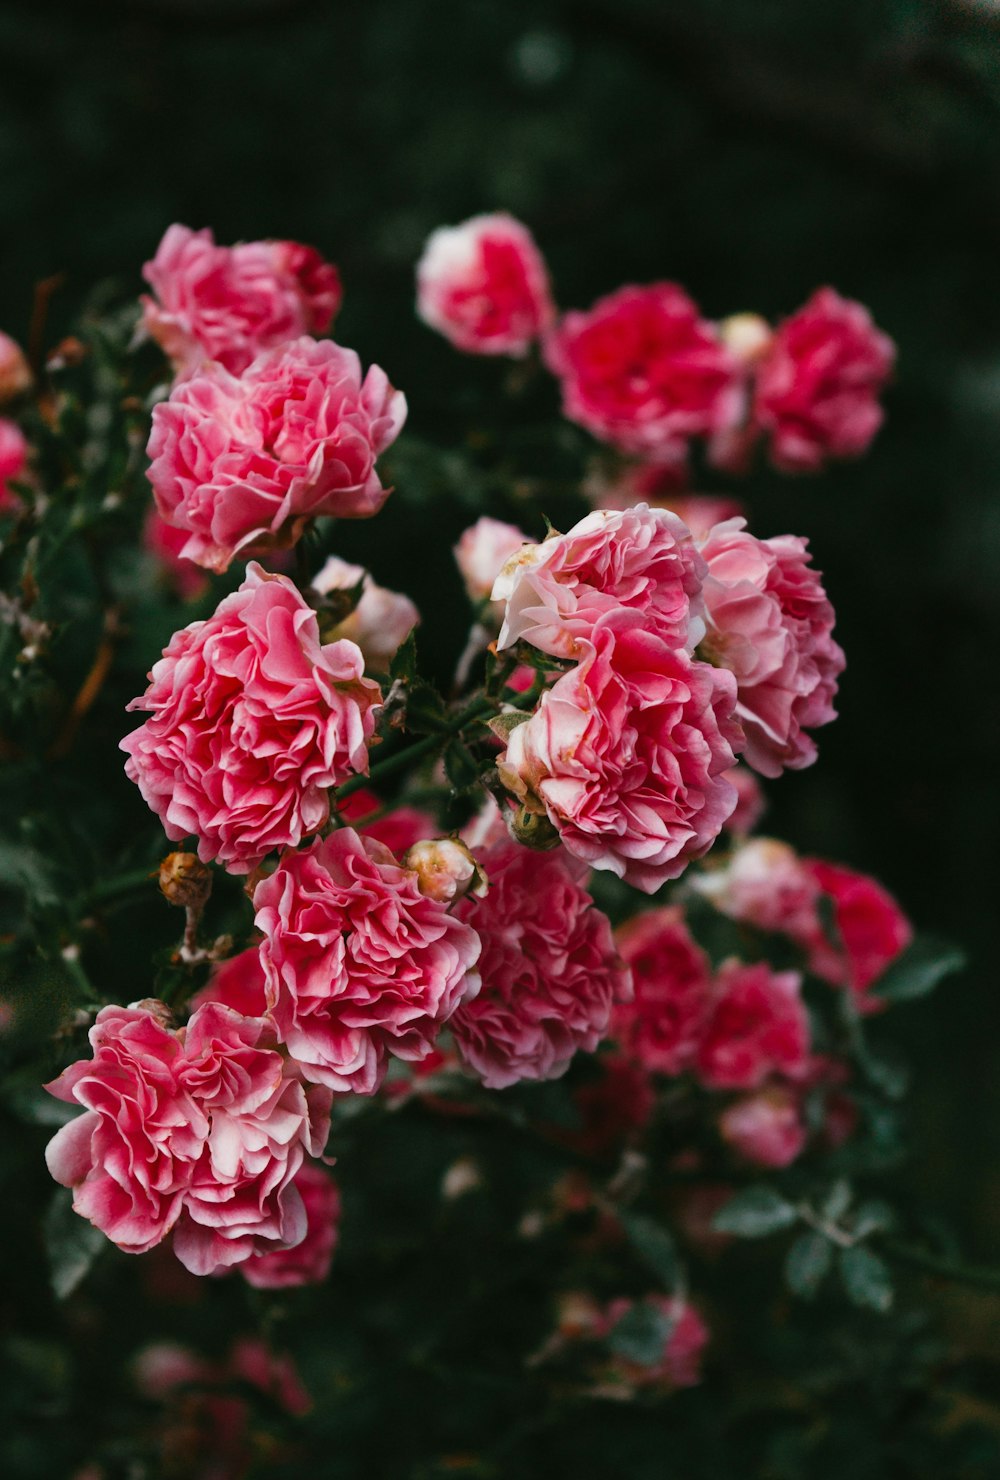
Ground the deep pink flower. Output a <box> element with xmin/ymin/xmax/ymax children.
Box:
<box><xmin>613</xmin><ymin>906</ymin><xmax>713</xmax><ymax>1075</ymax></box>
<box><xmin>0</xmin><ymin>418</ymin><xmax>27</xmax><ymax>511</ymax></box>
<box><xmin>802</xmin><ymin>858</ymin><xmax>912</xmax><ymax>1007</ymax></box>
<box><xmin>493</xmin><ymin>504</ymin><xmax>706</xmax><ymax>660</ymax></box>
<box><xmin>754</xmin><ymin>287</ymin><xmax>895</xmax><ymax>472</ymax></box>
<box><xmin>147</xmin><ymin>336</ymin><xmax>406</xmax><ymax>572</ymax></box>
<box><xmin>696</xmin><ymin>960</ymin><xmax>810</xmax><ymax>1090</ymax></box>
<box><xmin>600</xmin><ymin>1295</ymin><xmax>709</xmax><ymax>1390</ymax></box>
<box><xmin>44</xmin><ymin>1002</ymin><xmax>332</xmax><ymax>1275</ymax></box>
<box><xmin>254</xmin><ymin>829</ymin><xmax>481</xmax><ymax>1094</ymax></box>
<box><xmin>142</xmin><ymin>224</ymin><xmax>342</xmax><ymax>376</ymax></box>
<box><xmin>448</xmin><ymin>840</ymin><xmax>630</xmax><ymax>1089</ymax></box>
<box><xmin>122</xmin><ymin>564</ymin><xmax>380</xmax><ymax>873</ymax></box>
<box><xmin>719</xmin><ymin>1085</ymin><xmax>807</xmax><ymax>1168</ymax></box>
<box><xmin>143</xmin><ymin>506</ymin><xmax>209</xmax><ymax>601</ymax></box>
<box><xmin>240</xmin><ymin>1161</ymin><xmax>340</xmax><ymax>1290</ymax></box>
<box><xmin>338</xmin><ymin>788</ymin><xmax>436</xmax><ymax>855</ymax></box>
<box><xmin>566</xmin><ymin>1054</ymin><xmax>655</xmax><ymax>1157</ymax></box>
<box><xmin>692</xmin><ymin>837</ymin><xmax>819</xmax><ymax>937</ymax></box>
<box><xmin>499</xmin><ymin>614</ymin><xmax>741</xmax><ymax>892</ymax></box>
<box><xmin>191</xmin><ymin>948</ymin><xmax>269</xmax><ymax>1018</ymax></box>
<box><xmin>544</xmin><ymin>283</ymin><xmax>739</xmax><ymax>458</ymax></box>
<box><xmin>417</xmin><ymin>213</ymin><xmax>554</xmax><ymax>356</ymax></box>
<box><xmin>700</xmin><ymin>518</ymin><xmax>844</xmax><ymax>778</ymax></box>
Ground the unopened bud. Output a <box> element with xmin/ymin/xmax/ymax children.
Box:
<box><xmin>719</xmin><ymin>312</ymin><xmax>772</xmax><ymax>366</ymax></box>
<box><xmin>404</xmin><ymin>837</ymin><xmax>487</xmax><ymax>905</ymax></box>
<box><xmin>158</xmin><ymin>852</ymin><xmax>212</xmax><ymax>910</ymax></box>
<box><xmin>130</xmin><ymin>998</ymin><xmax>174</xmax><ymax>1028</ymax></box>
<box><xmin>507</xmin><ymin>804</ymin><xmax>560</xmax><ymax>851</ymax></box>
<box><xmin>0</xmin><ymin>332</ymin><xmax>31</xmax><ymax>402</ymax></box>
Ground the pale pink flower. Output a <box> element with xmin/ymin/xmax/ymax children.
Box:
<box><xmin>723</xmin><ymin>764</ymin><xmax>766</xmax><ymax>836</ymax></box>
<box><xmin>403</xmin><ymin>837</ymin><xmax>485</xmax><ymax>905</ymax></box>
<box><xmin>599</xmin><ymin>1295</ymin><xmax>709</xmax><ymax>1390</ymax></box>
<box><xmin>240</xmin><ymin>1161</ymin><xmax>340</xmax><ymax>1290</ymax></box>
<box><xmin>0</xmin><ymin>331</ymin><xmax>31</xmax><ymax>401</ymax></box>
<box><xmin>254</xmin><ymin>829</ymin><xmax>481</xmax><ymax>1094</ymax></box>
<box><xmin>312</xmin><ymin>554</ymin><xmax>419</xmax><ymax>672</ymax></box>
<box><xmin>493</xmin><ymin>503</ymin><xmax>706</xmax><ymax>659</ymax></box>
<box><xmin>147</xmin><ymin>336</ymin><xmax>406</xmax><ymax>573</ymax></box>
<box><xmin>454</xmin><ymin>516</ymin><xmax>530</xmax><ymax>605</ymax></box>
<box><xmin>754</xmin><ymin>287</ymin><xmax>895</xmax><ymax>472</ymax></box>
<box><xmin>0</xmin><ymin>418</ymin><xmax>27</xmax><ymax>511</ymax></box>
<box><xmin>417</xmin><ymin>213</ymin><xmax>554</xmax><ymax>356</ymax></box>
<box><xmin>696</xmin><ymin>960</ymin><xmax>810</xmax><ymax>1090</ymax></box>
<box><xmin>499</xmin><ymin>614</ymin><xmax>741</xmax><ymax>893</ymax></box>
<box><xmin>142</xmin><ymin>224</ymin><xmax>342</xmax><ymax>376</ymax></box>
<box><xmin>700</xmin><ymin>518</ymin><xmax>844</xmax><ymax>778</ymax></box>
<box><xmin>544</xmin><ymin>283</ymin><xmax>740</xmax><ymax>458</ymax></box>
<box><xmin>44</xmin><ymin>1002</ymin><xmax>332</xmax><ymax>1275</ymax></box>
<box><xmin>449</xmin><ymin>840</ymin><xmax>630</xmax><ymax>1090</ymax></box>
<box><xmin>692</xmin><ymin>837</ymin><xmax>819</xmax><ymax>937</ymax></box>
<box><xmin>122</xmin><ymin>564</ymin><xmax>380</xmax><ymax>873</ymax></box>
<box><xmin>613</xmin><ymin>906</ymin><xmax>713</xmax><ymax>1075</ymax></box>
<box><xmin>143</xmin><ymin>506</ymin><xmax>209</xmax><ymax>601</ymax></box>
<box><xmin>719</xmin><ymin>1085</ymin><xmax>807</xmax><ymax>1167</ymax></box>
<box><xmin>801</xmin><ymin>858</ymin><xmax>912</xmax><ymax>1008</ymax></box>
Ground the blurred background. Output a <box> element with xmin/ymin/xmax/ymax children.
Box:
<box><xmin>0</xmin><ymin>0</ymin><xmax>996</xmax><ymax>1294</ymax></box>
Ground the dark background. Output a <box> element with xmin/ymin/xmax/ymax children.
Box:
<box><xmin>0</xmin><ymin>0</ymin><xmax>997</xmax><ymax>1269</ymax></box>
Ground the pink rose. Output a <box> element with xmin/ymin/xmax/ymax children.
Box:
<box><xmin>448</xmin><ymin>840</ymin><xmax>630</xmax><ymax>1090</ymax></box>
<box><xmin>311</xmin><ymin>554</ymin><xmax>419</xmax><ymax>672</ymax></box>
<box><xmin>499</xmin><ymin>614</ymin><xmax>741</xmax><ymax>893</ymax></box>
<box><xmin>147</xmin><ymin>336</ymin><xmax>406</xmax><ymax>572</ymax></box>
<box><xmin>753</xmin><ymin>287</ymin><xmax>895</xmax><ymax>472</ymax></box>
<box><xmin>240</xmin><ymin>1161</ymin><xmax>340</xmax><ymax>1290</ymax></box>
<box><xmin>544</xmin><ymin>283</ymin><xmax>739</xmax><ymax>458</ymax></box>
<box><xmin>565</xmin><ymin>1054</ymin><xmax>655</xmax><ymax>1157</ymax></box>
<box><xmin>254</xmin><ymin>829</ymin><xmax>481</xmax><ymax>1094</ymax></box>
<box><xmin>338</xmin><ymin>787</ymin><xmax>437</xmax><ymax>855</ymax></box>
<box><xmin>0</xmin><ymin>331</ymin><xmax>31</xmax><ymax>401</ymax></box>
<box><xmin>454</xmin><ymin>516</ymin><xmax>530</xmax><ymax>605</ymax></box>
<box><xmin>0</xmin><ymin>418</ymin><xmax>27</xmax><ymax>511</ymax></box>
<box><xmin>122</xmin><ymin>564</ymin><xmax>381</xmax><ymax>873</ymax></box>
<box><xmin>493</xmin><ymin>503</ymin><xmax>706</xmax><ymax>660</ymax></box>
<box><xmin>191</xmin><ymin>947</ymin><xmax>269</xmax><ymax>1018</ymax></box>
<box><xmin>718</xmin><ymin>1085</ymin><xmax>807</xmax><ymax>1168</ymax></box>
<box><xmin>696</xmin><ymin>960</ymin><xmax>810</xmax><ymax>1090</ymax></box>
<box><xmin>802</xmin><ymin>858</ymin><xmax>912</xmax><ymax>1007</ymax></box>
<box><xmin>45</xmin><ymin>1002</ymin><xmax>332</xmax><ymax>1275</ymax></box>
<box><xmin>142</xmin><ymin>224</ymin><xmax>342</xmax><ymax>376</ymax></box>
<box><xmin>143</xmin><ymin>506</ymin><xmax>209</xmax><ymax>601</ymax></box>
<box><xmin>692</xmin><ymin>837</ymin><xmax>819</xmax><ymax>938</ymax></box>
<box><xmin>417</xmin><ymin>213</ymin><xmax>554</xmax><ymax>356</ymax></box>
<box><xmin>613</xmin><ymin>906</ymin><xmax>713</xmax><ymax>1075</ymax></box>
<box><xmin>723</xmin><ymin>764</ymin><xmax>766</xmax><ymax>836</ymax></box>
<box><xmin>700</xmin><ymin>518</ymin><xmax>844</xmax><ymax>778</ymax></box>
<box><xmin>600</xmin><ymin>1295</ymin><xmax>709</xmax><ymax>1389</ymax></box>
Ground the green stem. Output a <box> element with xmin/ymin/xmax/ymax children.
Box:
<box><xmin>881</xmin><ymin>1238</ymin><xmax>1000</xmax><ymax>1296</ymax></box>
<box><xmin>335</xmin><ymin>695</ymin><xmax>496</xmax><ymax>804</ymax></box>
<box><xmin>82</xmin><ymin>865</ymin><xmax>156</xmax><ymax>908</ymax></box>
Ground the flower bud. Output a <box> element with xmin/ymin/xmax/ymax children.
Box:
<box><xmin>158</xmin><ymin>851</ymin><xmax>212</xmax><ymax>910</ymax></box>
<box><xmin>0</xmin><ymin>332</ymin><xmax>31</xmax><ymax>403</ymax></box>
<box><xmin>506</xmin><ymin>804</ymin><xmax>560</xmax><ymax>851</ymax></box>
<box><xmin>404</xmin><ymin>837</ymin><xmax>487</xmax><ymax>905</ymax></box>
<box><xmin>718</xmin><ymin>312</ymin><xmax>772</xmax><ymax>366</ymax></box>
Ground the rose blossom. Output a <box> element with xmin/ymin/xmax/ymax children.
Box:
<box><xmin>454</xmin><ymin>516</ymin><xmax>530</xmax><ymax>606</ymax></box>
<box><xmin>544</xmin><ymin>283</ymin><xmax>739</xmax><ymax>458</ymax></box>
<box><xmin>498</xmin><ymin>614</ymin><xmax>741</xmax><ymax>893</ymax></box>
<box><xmin>122</xmin><ymin>564</ymin><xmax>380</xmax><ymax>873</ymax></box>
<box><xmin>695</xmin><ymin>960</ymin><xmax>810</xmax><ymax>1090</ymax></box>
<box><xmin>723</xmin><ymin>764</ymin><xmax>766</xmax><ymax>836</ymax></box>
<box><xmin>599</xmin><ymin>1295</ymin><xmax>709</xmax><ymax>1389</ymax></box>
<box><xmin>448</xmin><ymin>840</ymin><xmax>630</xmax><ymax>1090</ymax></box>
<box><xmin>493</xmin><ymin>503</ymin><xmax>706</xmax><ymax>660</ymax></box>
<box><xmin>141</xmin><ymin>224</ymin><xmax>342</xmax><ymax>376</ymax></box>
<box><xmin>417</xmin><ymin>213</ymin><xmax>554</xmax><ymax>356</ymax></box>
<box><xmin>0</xmin><ymin>331</ymin><xmax>31</xmax><ymax>401</ymax></box>
<box><xmin>147</xmin><ymin>336</ymin><xmax>406</xmax><ymax>572</ymax></box>
<box><xmin>143</xmin><ymin>507</ymin><xmax>209</xmax><ymax>601</ymax></box>
<box><xmin>339</xmin><ymin>787</ymin><xmax>436</xmax><ymax>855</ymax></box>
<box><xmin>565</xmin><ymin>1054</ymin><xmax>655</xmax><ymax>1157</ymax></box>
<box><xmin>0</xmin><ymin>418</ymin><xmax>27</xmax><ymax>511</ymax></box>
<box><xmin>691</xmin><ymin>837</ymin><xmax>819</xmax><ymax>938</ymax></box>
<box><xmin>240</xmin><ymin>1161</ymin><xmax>340</xmax><ymax>1290</ymax></box>
<box><xmin>311</xmin><ymin>554</ymin><xmax>419</xmax><ymax>672</ymax></box>
<box><xmin>719</xmin><ymin>1085</ymin><xmax>807</xmax><ymax>1168</ymax></box>
<box><xmin>191</xmin><ymin>947</ymin><xmax>269</xmax><ymax>1018</ymax></box>
<box><xmin>254</xmin><ymin>828</ymin><xmax>481</xmax><ymax>1094</ymax></box>
<box><xmin>700</xmin><ymin>518</ymin><xmax>844</xmax><ymax>778</ymax></box>
<box><xmin>753</xmin><ymin>287</ymin><xmax>895</xmax><ymax>472</ymax></box>
<box><xmin>44</xmin><ymin>1002</ymin><xmax>332</xmax><ymax>1275</ymax></box>
<box><xmin>802</xmin><ymin>858</ymin><xmax>912</xmax><ymax>1007</ymax></box>
<box><xmin>612</xmin><ymin>906</ymin><xmax>713</xmax><ymax>1075</ymax></box>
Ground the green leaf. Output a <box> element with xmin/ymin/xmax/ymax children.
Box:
<box><xmin>785</xmin><ymin>1232</ymin><xmax>833</xmax><ymax>1299</ymax></box>
<box><xmin>839</xmin><ymin>1245</ymin><xmax>894</xmax><ymax>1313</ymax></box>
<box><xmin>851</xmin><ymin>1198</ymin><xmax>895</xmax><ymax>1239</ymax></box>
<box><xmin>388</xmin><ymin>631</ymin><xmax>418</xmax><ymax>685</ymax></box>
<box><xmin>619</xmin><ymin>1211</ymin><xmax>680</xmax><ymax>1289</ymax></box>
<box><xmin>823</xmin><ymin>1179</ymin><xmax>852</xmax><ymax>1222</ymax></box>
<box><xmin>606</xmin><ymin>1301</ymin><xmax>674</xmax><ymax>1366</ymax></box>
<box><xmin>44</xmin><ymin>1188</ymin><xmax>106</xmax><ymax>1300</ymax></box>
<box><xmin>872</xmin><ymin>935</ymin><xmax>966</xmax><ymax>1005</ymax></box>
<box><xmin>405</xmin><ymin>680</ymin><xmax>448</xmax><ymax>735</ymax></box>
<box><xmin>712</xmin><ymin>1186</ymin><xmax>798</xmax><ymax>1238</ymax></box>
<box><xmin>443</xmin><ymin>739</ymin><xmax>480</xmax><ymax>792</ymax></box>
